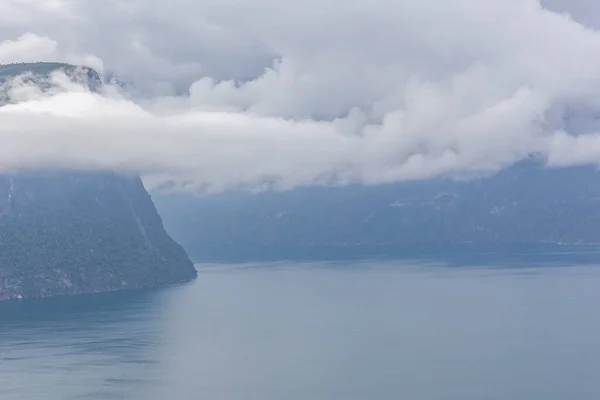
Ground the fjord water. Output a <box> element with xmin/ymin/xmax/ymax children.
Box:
<box><xmin>3</xmin><ymin>246</ymin><xmax>600</xmax><ymax>399</ymax></box>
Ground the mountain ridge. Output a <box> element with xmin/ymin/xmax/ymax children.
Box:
<box><xmin>153</xmin><ymin>160</ymin><xmax>600</xmax><ymax>261</ymax></box>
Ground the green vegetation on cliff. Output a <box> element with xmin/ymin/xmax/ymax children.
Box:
<box><xmin>0</xmin><ymin>171</ymin><xmax>196</xmax><ymax>300</ymax></box>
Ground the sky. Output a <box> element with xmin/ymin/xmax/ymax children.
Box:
<box><xmin>1</xmin><ymin>0</ymin><xmax>600</xmax><ymax>192</ymax></box>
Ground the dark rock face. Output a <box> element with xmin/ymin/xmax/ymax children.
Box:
<box><xmin>0</xmin><ymin>171</ymin><xmax>196</xmax><ymax>301</ymax></box>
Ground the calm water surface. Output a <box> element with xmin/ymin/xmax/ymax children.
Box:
<box><xmin>2</xmin><ymin>253</ymin><xmax>600</xmax><ymax>399</ymax></box>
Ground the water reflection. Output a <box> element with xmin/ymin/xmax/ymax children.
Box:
<box><xmin>0</xmin><ymin>287</ymin><xmax>178</xmax><ymax>400</ymax></box>
<box><xmin>2</xmin><ymin>258</ymin><xmax>600</xmax><ymax>399</ymax></box>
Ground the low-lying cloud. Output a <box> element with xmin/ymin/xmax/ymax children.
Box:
<box><xmin>2</xmin><ymin>0</ymin><xmax>600</xmax><ymax>192</ymax></box>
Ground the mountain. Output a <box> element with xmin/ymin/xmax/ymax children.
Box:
<box><xmin>153</xmin><ymin>160</ymin><xmax>600</xmax><ymax>261</ymax></box>
<box><xmin>0</xmin><ymin>171</ymin><xmax>196</xmax><ymax>301</ymax></box>
<box><xmin>0</xmin><ymin>62</ymin><xmax>103</xmax><ymax>97</ymax></box>
<box><xmin>0</xmin><ymin>62</ymin><xmax>98</xmax><ymax>78</ymax></box>
<box><xmin>0</xmin><ymin>63</ymin><xmax>196</xmax><ymax>300</ymax></box>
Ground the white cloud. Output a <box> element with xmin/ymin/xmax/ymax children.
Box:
<box><xmin>3</xmin><ymin>0</ymin><xmax>600</xmax><ymax>192</ymax></box>
<box><xmin>0</xmin><ymin>34</ymin><xmax>58</xmax><ymax>64</ymax></box>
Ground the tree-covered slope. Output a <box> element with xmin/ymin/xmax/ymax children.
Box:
<box><xmin>0</xmin><ymin>171</ymin><xmax>196</xmax><ymax>300</ymax></box>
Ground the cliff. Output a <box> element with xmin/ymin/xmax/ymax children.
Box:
<box><xmin>0</xmin><ymin>62</ymin><xmax>196</xmax><ymax>300</ymax></box>
<box><xmin>0</xmin><ymin>171</ymin><xmax>196</xmax><ymax>300</ymax></box>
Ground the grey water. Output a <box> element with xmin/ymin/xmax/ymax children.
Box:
<box><xmin>3</xmin><ymin>248</ymin><xmax>600</xmax><ymax>399</ymax></box>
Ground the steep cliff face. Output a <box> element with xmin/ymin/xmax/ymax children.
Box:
<box><xmin>0</xmin><ymin>171</ymin><xmax>197</xmax><ymax>301</ymax></box>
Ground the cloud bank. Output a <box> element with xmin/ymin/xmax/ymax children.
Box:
<box><xmin>2</xmin><ymin>0</ymin><xmax>600</xmax><ymax>192</ymax></box>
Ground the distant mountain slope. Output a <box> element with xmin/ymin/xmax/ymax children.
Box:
<box><xmin>153</xmin><ymin>161</ymin><xmax>600</xmax><ymax>260</ymax></box>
